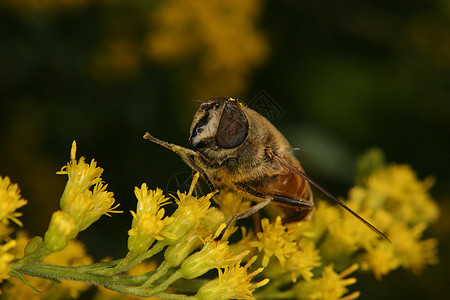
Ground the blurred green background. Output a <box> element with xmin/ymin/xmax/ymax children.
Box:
<box><xmin>0</xmin><ymin>0</ymin><xmax>449</xmax><ymax>299</ymax></box>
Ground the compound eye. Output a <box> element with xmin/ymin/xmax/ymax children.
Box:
<box><xmin>216</xmin><ymin>103</ymin><xmax>249</xmax><ymax>149</ymax></box>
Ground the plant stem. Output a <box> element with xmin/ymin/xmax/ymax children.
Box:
<box><xmin>140</xmin><ymin>261</ymin><xmax>171</xmax><ymax>288</ymax></box>
<box><xmin>97</xmin><ymin>242</ymin><xmax>166</xmax><ymax>275</ymax></box>
<box><xmin>105</xmin><ymin>283</ymin><xmax>195</xmax><ymax>299</ymax></box>
<box><xmin>150</xmin><ymin>270</ymin><xmax>183</xmax><ymax>294</ymax></box>
<box><xmin>16</xmin><ymin>263</ymin><xmax>123</xmax><ymax>287</ymax></box>
<box><xmin>15</xmin><ymin>262</ymin><xmax>194</xmax><ymax>299</ymax></box>
<box><xmin>12</xmin><ymin>245</ymin><xmax>52</xmax><ymax>270</ymax></box>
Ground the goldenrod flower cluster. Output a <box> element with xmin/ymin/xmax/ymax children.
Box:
<box><xmin>0</xmin><ymin>144</ymin><xmax>440</xmax><ymax>300</ymax></box>
<box><xmin>146</xmin><ymin>0</ymin><xmax>268</xmax><ymax>96</ymax></box>
<box><xmin>0</xmin><ymin>176</ymin><xmax>27</xmax><ymax>290</ymax></box>
<box><xmin>44</xmin><ymin>141</ymin><xmax>121</xmax><ymax>252</ymax></box>
<box><xmin>0</xmin><ymin>177</ymin><xmax>27</xmax><ymax>227</ymax></box>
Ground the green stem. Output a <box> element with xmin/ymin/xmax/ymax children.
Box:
<box><xmin>151</xmin><ymin>270</ymin><xmax>183</xmax><ymax>294</ymax></box>
<box><xmin>97</xmin><ymin>242</ymin><xmax>166</xmax><ymax>275</ymax></box>
<box><xmin>15</xmin><ymin>263</ymin><xmax>125</xmax><ymax>287</ymax></box>
<box><xmin>76</xmin><ymin>259</ymin><xmax>123</xmax><ymax>271</ymax></box>
<box><xmin>12</xmin><ymin>245</ymin><xmax>52</xmax><ymax>270</ymax></box>
<box><xmin>105</xmin><ymin>284</ymin><xmax>195</xmax><ymax>299</ymax></box>
<box><xmin>141</xmin><ymin>261</ymin><xmax>171</xmax><ymax>288</ymax></box>
<box><xmin>15</xmin><ymin>262</ymin><xmax>193</xmax><ymax>299</ymax></box>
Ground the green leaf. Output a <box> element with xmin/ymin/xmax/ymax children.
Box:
<box><xmin>10</xmin><ymin>271</ymin><xmax>44</xmax><ymax>294</ymax></box>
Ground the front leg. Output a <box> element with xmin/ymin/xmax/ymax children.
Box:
<box><xmin>144</xmin><ymin>132</ymin><xmax>216</xmax><ymax>192</ymax></box>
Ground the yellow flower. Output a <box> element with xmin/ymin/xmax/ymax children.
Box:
<box><xmin>0</xmin><ymin>176</ymin><xmax>27</xmax><ymax>226</ymax></box>
<box><xmin>294</xmin><ymin>264</ymin><xmax>360</xmax><ymax>300</ymax></box>
<box><xmin>128</xmin><ymin>209</ymin><xmax>176</xmax><ymax>253</ymax></box>
<box><xmin>127</xmin><ymin>183</ymin><xmax>176</xmax><ymax>253</ymax></box>
<box><xmin>44</xmin><ymin>210</ymin><xmax>77</xmax><ymax>252</ymax></box>
<box><xmin>284</xmin><ymin>240</ymin><xmax>321</xmax><ymax>282</ymax></box>
<box><xmin>91</xmin><ymin>37</ymin><xmax>141</xmax><ymax>82</ymax></box>
<box><xmin>164</xmin><ymin>188</ymin><xmax>216</xmax><ymax>245</ymax></box>
<box><xmin>58</xmin><ymin>141</ymin><xmax>121</xmax><ymax>233</ymax></box>
<box><xmin>250</xmin><ymin>217</ymin><xmax>297</xmax><ymax>267</ymax></box>
<box><xmin>365</xmin><ymin>165</ymin><xmax>439</xmax><ymax>224</ymax></box>
<box><xmin>179</xmin><ymin>236</ymin><xmax>248</xmax><ymax>279</ymax></box>
<box><xmin>57</xmin><ymin>142</ymin><xmax>103</xmax><ymax>198</ymax></box>
<box><xmin>319</xmin><ymin>208</ymin><xmax>375</xmax><ymax>262</ymax></box>
<box><xmin>196</xmin><ymin>256</ymin><xmax>269</xmax><ymax>300</ymax></box>
<box><xmin>8</xmin><ymin>231</ymin><xmax>29</xmax><ymax>259</ymax></box>
<box><xmin>133</xmin><ymin>185</ymin><xmax>170</xmax><ymax>217</ymax></box>
<box><xmin>0</xmin><ymin>240</ymin><xmax>16</xmax><ymax>284</ymax></box>
<box><xmin>145</xmin><ymin>0</ymin><xmax>268</xmax><ymax>96</ymax></box>
<box><xmin>389</xmin><ymin>222</ymin><xmax>438</xmax><ymax>274</ymax></box>
<box><xmin>360</xmin><ymin>242</ymin><xmax>399</xmax><ymax>280</ymax></box>
<box><xmin>164</xmin><ymin>225</ymin><xmax>209</xmax><ymax>268</ymax></box>
<box><xmin>303</xmin><ymin>202</ymin><xmax>340</xmax><ymax>244</ymax></box>
<box><xmin>0</xmin><ymin>223</ymin><xmax>14</xmax><ymax>242</ymax></box>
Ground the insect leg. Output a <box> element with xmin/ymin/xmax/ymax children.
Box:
<box><xmin>215</xmin><ymin>182</ymin><xmax>314</xmax><ymax>240</ymax></box>
<box><xmin>144</xmin><ymin>132</ymin><xmax>216</xmax><ymax>192</ymax></box>
<box><xmin>215</xmin><ymin>197</ymin><xmax>272</xmax><ymax>241</ymax></box>
<box><xmin>271</xmin><ymin>194</ymin><xmax>314</xmax><ymax>223</ymax></box>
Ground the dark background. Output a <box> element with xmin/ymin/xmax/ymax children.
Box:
<box><xmin>0</xmin><ymin>1</ymin><xmax>449</xmax><ymax>299</ymax></box>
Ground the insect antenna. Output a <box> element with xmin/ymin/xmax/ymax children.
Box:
<box><xmin>270</xmin><ymin>151</ymin><xmax>390</xmax><ymax>242</ymax></box>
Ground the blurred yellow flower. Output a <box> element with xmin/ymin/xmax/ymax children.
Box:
<box><xmin>365</xmin><ymin>165</ymin><xmax>439</xmax><ymax>224</ymax></box>
<box><xmin>284</xmin><ymin>240</ymin><xmax>321</xmax><ymax>282</ymax></box>
<box><xmin>0</xmin><ymin>176</ymin><xmax>27</xmax><ymax>226</ymax></box>
<box><xmin>196</xmin><ymin>256</ymin><xmax>269</xmax><ymax>300</ymax></box>
<box><xmin>389</xmin><ymin>222</ymin><xmax>438</xmax><ymax>274</ymax></box>
<box><xmin>0</xmin><ymin>240</ymin><xmax>16</xmax><ymax>285</ymax></box>
<box><xmin>359</xmin><ymin>241</ymin><xmax>399</xmax><ymax>280</ymax></box>
<box><xmin>294</xmin><ymin>264</ymin><xmax>360</xmax><ymax>300</ymax></box>
<box><xmin>91</xmin><ymin>37</ymin><xmax>142</xmax><ymax>82</ymax></box>
<box><xmin>145</xmin><ymin>0</ymin><xmax>268</xmax><ymax>96</ymax></box>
